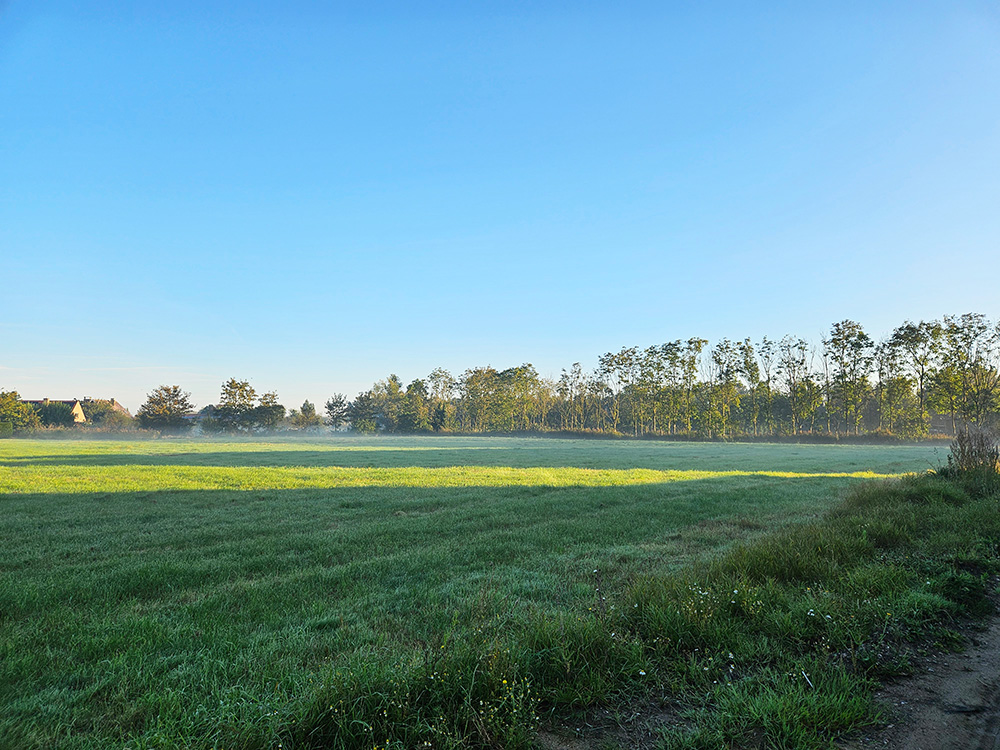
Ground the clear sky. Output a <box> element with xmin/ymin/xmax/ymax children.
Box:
<box><xmin>2</xmin><ymin>1</ymin><xmax>999</xmax><ymax>413</ymax></box>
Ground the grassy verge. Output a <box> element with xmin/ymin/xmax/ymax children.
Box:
<box><xmin>627</xmin><ymin>470</ymin><xmax>1000</xmax><ymax>748</ymax></box>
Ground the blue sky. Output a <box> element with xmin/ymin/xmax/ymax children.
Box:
<box><xmin>2</xmin><ymin>1</ymin><xmax>999</xmax><ymax>412</ymax></box>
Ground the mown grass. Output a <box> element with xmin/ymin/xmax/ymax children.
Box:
<box><xmin>0</xmin><ymin>437</ymin><xmax>968</xmax><ymax>749</ymax></box>
<box><xmin>0</xmin><ymin>435</ymin><xmax>942</xmax><ymax>471</ymax></box>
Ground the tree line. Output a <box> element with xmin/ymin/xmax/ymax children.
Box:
<box><xmin>340</xmin><ymin>313</ymin><xmax>1000</xmax><ymax>439</ymax></box>
<box><xmin>3</xmin><ymin>314</ymin><xmax>998</xmax><ymax>439</ymax></box>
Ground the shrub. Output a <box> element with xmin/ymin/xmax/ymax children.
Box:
<box><xmin>943</xmin><ymin>426</ymin><xmax>1000</xmax><ymax>496</ymax></box>
<box><xmin>947</xmin><ymin>426</ymin><xmax>999</xmax><ymax>474</ymax></box>
<box><xmin>0</xmin><ymin>421</ymin><xmax>12</xmax><ymax>438</ymax></box>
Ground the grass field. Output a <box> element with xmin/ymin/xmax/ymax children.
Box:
<box><xmin>0</xmin><ymin>437</ymin><xmax>952</xmax><ymax>748</ymax></box>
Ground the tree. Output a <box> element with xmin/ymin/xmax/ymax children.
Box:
<box><xmin>929</xmin><ymin>366</ymin><xmax>963</xmax><ymax>434</ymax></box>
<box><xmin>737</xmin><ymin>339</ymin><xmax>762</xmax><ymax>435</ymax></box>
<box><xmin>215</xmin><ymin>378</ymin><xmax>257</xmax><ymax>432</ymax></box>
<box><xmin>680</xmin><ymin>338</ymin><xmax>707</xmax><ymax>432</ymax></box>
<box><xmin>598</xmin><ymin>347</ymin><xmax>638</xmax><ymax>433</ymax></box>
<box><xmin>634</xmin><ymin>347</ymin><xmax>666</xmax><ymax>434</ymax></box>
<box><xmin>458</xmin><ymin>366</ymin><xmax>501</xmax><ymax>432</ymax></box>
<box><xmin>0</xmin><ymin>390</ymin><xmax>41</xmax><ymax>430</ymax></box>
<box><xmin>889</xmin><ymin>320</ymin><xmax>941</xmax><ymax>432</ymax></box>
<box><xmin>778</xmin><ymin>336</ymin><xmax>810</xmax><ymax>434</ymax></box>
<box><xmin>32</xmin><ymin>401</ymin><xmax>75</xmax><ymax>427</ymax></box>
<box><xmin>873</xmin><ymin>338</ymin><xmax>919</xmax><ymax>435</ymax></box>
<box><xmin>426</xmin><ymin>368</ymin><xmax>457</xmax><ymax>432</ymax></box>
<box><xmin>427</xmin><ymin>367</ymin><xmax>456</xmax><ymax>403</ymax></box>
<box><xmin>709</xmin><ymin>338</ymin><xmax>741</xmax><ymax>438</ymax></box>
<box><xmin>370</xmin><ymin>375</ymin><xmax>405</xmax><ymax>432</ymax></box>
<box><xmin>501</xmin><ymin>364</ymin><xmax>544</xmax><ymax>431</ymax></box>
<box><xmin>80</xmin><ymin>399</ymin><xmax>134</xmax><ymax>429</ymax></box>
<box><xmin>254</xmin><ymin>391</ymin><xmax>286</xmax><ymax>430</ymax></box>
<box><xmin>430</xmin><ymin>401</ymin><xmax>450</xmax><ymax>432</ymax></box>
<box><xmin>940</xmin><ymin>313</ymin><xmax>1000</xmax><ymax>426</ymax></box>
<box><xmin>654</xmin><ymin>341</ymin><xmax>685</xmax><ymax>435</ymax></box>
<box><xmin>824</xmin><ymin>320</ymin><xmax>874</xmax><ymax>434</ymax></box>
<box><xmin>81</xmin><ymin>399</ymin><xmax>115</xmax><ymax>424</ymax></box>
<box><xmin>348</xmin><ymin>390</ymin><xmax>378</xmax><ymax>433</ymax></box>
<box><xmin>400</xmin><ymin>379</ymin><xmax>432</xmax><ymax>432</ymax></box>
<box><xmin>136</xmin><ymin>385</ymin><xmax>194</xmax><ymax>430</ymax></box>
<box><xmin>95</xmin><ymin>409</ymin><xmax>134</xmax><ymax>430</ymax></box>
<box><xmin>756</xmin><ymin>337</ymin><xmax>777</xmax><ymax>434</ymax></box>
<box><xmin>289</xmin><ymin>400</ymin><xmax>322</xmax><ymax>430</ymax></box>
<box><xmin>324</xmin><ymin>393</ymin><xmax>349</xmax><ymax>429</ymax></box>
<box><xmin>557</xmin><ymin>363</ymin><xmax>588</xmax><ymax>431</ymax></box>
<box><xmin>213</xmin><ymin>379</ymin><xmax>284</xmax><ymax>431</ymax></box>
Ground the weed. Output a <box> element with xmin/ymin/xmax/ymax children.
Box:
<box><xmin>942</xmin><ymin>426</ymin><xmax>1000</xmax><ymax>496</ymax></box>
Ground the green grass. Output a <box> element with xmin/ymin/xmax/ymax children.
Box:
<box><xmin>0</xmin><ymin>437</ymin><xmax>960</xmax><ymax>748</ymax></box>
<box><xmin>0</xmin><ymin>434</ymin><xmax>944</xmax><ymax>471</ymax></box>
<box><xmin>647</xmin><ymin>471</ymin><xmax>1000</xmax><ymax>748</ymax></box>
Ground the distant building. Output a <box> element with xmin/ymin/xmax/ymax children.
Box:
<box><xmin>22</xmin><ymin>399</ymin><xmax>88</xmax><ymax>423</ymax></box>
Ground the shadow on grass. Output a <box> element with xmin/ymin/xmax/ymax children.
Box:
<box><xmin>0</xmin><ymin>448</ymin><xmax>534</xmax><ymax>468</ymax></box>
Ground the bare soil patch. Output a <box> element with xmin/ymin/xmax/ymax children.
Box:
<box><xmin>534</xmin><ymin>700</ymin><xmax>682</xmax><ymax>750</ymax></box>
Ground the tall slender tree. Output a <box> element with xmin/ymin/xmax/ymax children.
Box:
<box><xmin>680</xmin><ymin>338</ymin><xmax>707</xmax><ymax>432</ymax></box>
<box><xmin>738</xmin><ymin>339</ymin><xmax>761</xmax><ymax>435</ymax></box>
<box><xmin>824</xmin><ymin>321</ymin><xmax>874</xmax><ymax>434</ymax></box>
<box><xmin>778</xmin><ymin>336</ymin><xmax>810</xmax><ymax>434</ymax></box>
<box><xmin>254</xmin><ymin>391</ymin><xmax>286</xmax><ymax>430</ymax></box>
<box><xmin>889</xmin><ymin>320</ymin><xmax>941</xmax><ymax>433</ymax></box>
<box><xmin>709</xmin><ymin>338</ymin><xmax>741</xmax><ymax>438</ymax></box>
<box><xmin>940</xmin><ymin>313</ymin><xmax>1000</xmax><ymax>425</ymax></box>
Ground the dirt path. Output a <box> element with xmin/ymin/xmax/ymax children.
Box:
<box><xmin>534</xmin><ymin>701</ymin><xmax>679</xmax><ymax>750</ymax></box>
<box><xmin>839</xmin><ymin>615</ymin><xmax>1000</xmax><ymax>750</ymax></box>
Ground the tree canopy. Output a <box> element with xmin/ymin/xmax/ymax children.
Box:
<box><xmin>208</xmin><ymin>379</ymin><xmax>285</xmax><ymax>432</ymax></box>
<box><xmin>289</xmin><ymin>400</ymin><xmax>323</xmax><ymax>430</ymax></box>
<box><xmin>0</xmin><ymin>390</ymin><xmax>41</xmax><ymax>430</ymax></box>
<box><xmin>136</xmin><ymin>386</ymin><xmax>195</xmax><ymax>430</ymax></box>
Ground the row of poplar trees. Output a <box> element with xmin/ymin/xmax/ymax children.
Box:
<box><xmin>344</xmin><ymin>314</ymin><xmax>1000</xmax><ymax>438</ymax></box>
